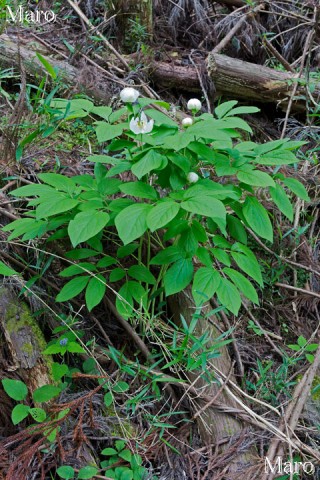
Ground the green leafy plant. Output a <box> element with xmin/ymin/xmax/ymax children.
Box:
<box><xmin>3</xmin><ymin>91</ymin><xmax>309</xmax><ymax>322</ymax></box>
<box><xmin>101</xmin><ymin>440</ymin><xmax>148</xmax><ymax>480</ymax></box>
<box><xmin>246</xmin><ymin>357</ymin><xmax>297</xmax><ymax>406</ymax></box>
<box><xmin>1</xmin><ymin>378</ymin><xmax>61</xmax><ymax>425</ymax></box>
<box><xmin>288</xmin><ymin>335</ymin><xmax>318</xmax><ymax>363</ymax></box>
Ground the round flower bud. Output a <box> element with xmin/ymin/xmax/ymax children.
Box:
<box><xmin>187</xmin><ymin>172</ymin><xmax>199</xmax><ymax>183</ymax></box>
<box><xmin>182</xmin><ymin>117</ymin><xmax>193</xmax><ymax>128</ymax></box>
<box><xmin>120</xmin><ymin>87</ymin><xmax>140</xmax><ymax>103</ymax></box>
<box><xmin>187</xmin><ymin>98</ymin><xmax>201</xmax><ymax>112</ymax></box>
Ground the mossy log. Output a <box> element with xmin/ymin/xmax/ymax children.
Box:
<box><xmin>0</xmin><ymin>286</ymin><xmax>53</xmax><ymax>391</ymax></box>
<box><xmin>169</xmin><ymin>288</ymin><xmax>256</xmax><ymax>478</ymax></box>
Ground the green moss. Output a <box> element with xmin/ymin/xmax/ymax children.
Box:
<box><xmin>2</xmin><ymin>288</ymin><xmax>53</xmax><ymax>374</ymax></box>
<box><xmin>104</xmin><ymin>405</ymin><xmax>134</xmax><ymax>438</ymax></box>
<box><xmin>311</xmin><ymin>376</ymin><xmax>320</xmax><ymax>402</ymax></box>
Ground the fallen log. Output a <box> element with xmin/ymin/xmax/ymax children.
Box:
<box><xmin>1</xmin><ymin>33</ymin><xmax>318</xmax><ymax>112</ymax></box>
<box><xmin>0</xmin><ymin>33</ymin><xmax>112</xmax><ymax>104</ymax></box>
<box><xmin>169</xmin><ymin>289</ymin><xmax>256</xmax><ymax>479</ymax></box>
<box><xmin>151</xmin><ymin>54</ymin><xmax>320</xmax><ymax>111</ymax></box>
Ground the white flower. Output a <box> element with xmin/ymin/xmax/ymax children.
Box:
<box><xmin>120</xmin><ymin>87</ymin><xmax>140</xmax><ymax>103</ymax></box>
<box><xmin>187</xmin><ymin>172</ymin><xmax>199</xmax><ymax>183</ymax></box>
<box><xmin>182</xmin><ymin>117</ymin><xmax>193</xmax><ymax>128</ymax></box>
<box><xmin>187</xmin><ymin>98</ymin><xmax>201</xmax><ymax>112</ymax></box>
<box><xmin>129</xmin><ymin>112</ymin><xmax>154</xmax><ymax>134</ymax></box>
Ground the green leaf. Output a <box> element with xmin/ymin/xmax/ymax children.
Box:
<box><xmin>116</xmin><ymin>282</ymin><xmax>134</xmax><ymax>319</ymax></box>
<box><xmin>254</xmin><ymin>139</ymin><xmax>289</xmax><ymax>155</ymax></box>
<box><xmin>11</xmin><ymin>404</ymin><xmax>30</xmax><ymax>425</ymax></box>
<box><xmin>119</xmin><ymin>182</ymin><xmax>158</xmax><ymax>200</ymax></box>
<box><xmin>226</xmin><ymin>216</ymin><xmax>247</xmax><ymax>244</ymax></box>
<box><xmin>2</xmin><ymin>379</ymin><xmax>28</xmax><ymax>401</ymax></box>
<box><xmin>115</xmin><ymin>203</ymin><xmax>152</xmax><ymax>245</ymax></box>
<box><xmin>181</xmin><ymin>196</ymin><xmax>225</xmax><ymax>220</ymax></box>
<box><xmin>104</xmin><ymin>391</ymin><xmax>114</xmax><ymax>407</ymax></box>
<box><xmin>0</xmin><ymin>261</ymin><xmax>18</xmax><ymax>276</ymax></box>
<box><xmin>257</xmin><ymin>150</ymin><xmax>298</xmax><ymax>165</ymax></box>
<box><xmin>43</xmin><ymin>344</ymin><xmax>64</xmax><ymax>355</ymax></box>
<box><xmin>144</xmin><ymin>108</ymin><xmax>176</xmax><ymax>126</ymax></box>
<box><xmin>283</xmin><ymin>178</ymin><xmax>310</xmax><ymax>201</ymax></box>
<box><xmin>52</xmin><ymin>363</ymin><xmax>69</xmax><ymax>381</ymax></box>
<box><xmin>109</xmin><ymin>268</ymin><xmax>126</xmax><ymax>282</ymax></box>
<box><xmin>101</xmin><ymin>448</ymin><xmax>118</xmax><ymax>456</ymax></box>
<box><xmin>59</xmin><ymin>263</ymin><xmax>96</xmax><ymax>277</ymax></box>
<box><xmin>237</xmin><ymin>169</ymin><xmax>275</xmax><ymax>187</ymax></box>
<box><xmin>56</xmin><ymin>276</ymin><xmax>89</xmax><ymax>302</ymax></box>
<box><xmin>115</xmin><ymin>440</ymin><xmax>126</xmax><ymax>451</ymax></box>
<box><xmin>37</xmin><ymin>173</ymin><xmax>76</xmax><ymax>192</ymax></box>
<box><xmin>215</xmin><ymin>100</ymin><xmax>238</xmax><ymax>118</ymax></box>
<box><xmin>192</xmin><ymin>267</ymin><xmax>221</xmax><ymax>306</ymax></box>
<box><xmin>150</xmin><ymin>246</ymin><xmax>184</xmax><ymax>265</ymax></box>
<box><xmin>57</xmin><ymin>466</ymin><xmax>75</xmax><ymax>479</ymax></box>
<box><xmin>223</xmin><ymin>268</ymin><xmax>259</xmax><ymax>304</ymax></box>
<box><xmin>128</xmin><ymin>265</ymin><xmax>156</xmax><ymax>284</ymax></box>
<box><xmin>36</xmin><ymin>53</ymin><xmax>57</xmax><ymax>79</ymax></box>
<box><xmin>119</xmin><ymin>449</ymin><xmax>132</xmax><ymax>462</ymax></box>
<box><xmin>78</xmin><ymin>466</ymin><xmax>99</xmax><ymax>479</ymax></box>
<box><xmin>29</xmin><ymin>407</ymin><xmax>46</xmax><ymax>422</ymax></box>
<box><xmin>97</xmin><ymin>256</ymin><xmax>117</xmax><ymax>268</ymax></box>
<box><xmin>66</xmin><ymin>342</ymin><xmax>85</xmax><ymax>353</ymax></box>
<box><xmin>65</xmin><ymin>249</ymin><xmax>98</xmax><ymax>260</ymax></box>
<box><xmin>231</xmin><ymin>250</ymin><xmax>263</xmax><ymax>286</ymax></box>
<box><xmin>68</xmin><ymin>210</ymin><xmax>109</xmax><ymax>248</ymax></box>
<box><xmin>85</xmin><ymin>275</ymin><xmax>106</xmax><ymax>311</ymax></box>
<box><xmin>216</xmin><ymin>278</ymin><xmax>241</xmax><ymax>314</ymax></box>
<box><xmin>269</xmin><ymin>184</ymin><xmax>293</xmax><ymax>221</ymax></box>
<box><xmin>117</xmin><ymin>244</ymin><xmax>139</xmax><ymax>258</ymax></box>
<box><xmin>147</xmin><ymin>201</ymin><xmax>180</xmax><ymax>232</ymax></box>
<box><xmin>211</xmin><ymin>248</ymin><xmax>231</xmax><ymax>266</ymax></box>
<box><xmin>91</xmin><ymin>105</ymin><xmax>112</xmax><ymax>120</ymax></box>
<box><xmin>95</xmin><ymin>122</ymin><xmax>124</xmax><ymax>143</ymax></box>
<box><xmin>243</xmin><ymin>197</ymin><xmax>273</xmax><ymax>242</ymax></box>
<box><xmin>186</xmin><ymin>121</ymin><xmax>232</xmax><ymax>141</ymax></box>
<box><xmin>113</xmin><ymin>381</ymin><xmax>130</xmax><ymax>393</ymax></box>
<box><xmin>305</xmin><ymin>344</ymin><xmax>319</xmax><ymax>352</ymax></box>
<box><xmin>36</xmin><ymin>196</ymin><xmax>79</xmax><ymax>219</ymax></box>
<box><xmin>297</xmin><ymin>336</ymin><xmax>307</xmax><ymax>348</ymax></box>
<box><xmin>87</xmin><ymin>154</ymin><xmax>118</xmax><ymax>164</ymax></box>
<box><xmin>131</xmin><ymin>150</ymin><xmax>165</xmax><ymax>179</ymax></box>
<box><xmin>306</xmin><ymin>354</ymin><xmax>314</xmax><ymax>363</ymax></box>
<box><xmin>225</xmin><ymin>106</ymin><xmax>260</xmax><ymax>116</ymax></box>
<box><xmin>164</xmin><ymin>259</ymin><xmax>193</xmax><ymax>296</ymax></box>
<box><xmin>33</xmin><ymin>385</ymin><xmax>61</xmax><ymax>403</ymax></box>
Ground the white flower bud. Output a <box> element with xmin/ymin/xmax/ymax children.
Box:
<box><xmin>182</xmin><ymin>117</ymin><xmax>193</xmax><ymax>128</ymax></box>
<box><xmin>120</xmin><ymin>87</ymin><xmax>140</xmax><ymax>103</ymax></box>
<box><xmin>187</xmin><ymin>98</ymin><xmax>201</xmax><ymax>112</ymax></box>
<box><xmin>187</xmin><ymin>172</ymin><xmax>199</xmax><ymax>183</ymax></box>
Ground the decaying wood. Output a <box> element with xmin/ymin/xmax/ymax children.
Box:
<box><xmin>169</xmin><ymin>289</ymin><xmax>256</xmax><ymax>479</ymax></box>
<box><xmin>0</xmin><ymin>286</ymin><xmax>52</xmax><ymax>392</ymax></box>
<box><xmin>0</xmin><ymin>33</ymin><xmax>112</xmax><ymax>104</ymax></box>
<box><xmin>1</xmin><ymin>33</ymin><xmax>319</xmax><ymax>112</ymax></box>
<box><xmin>152</xmin><ymin>54</ymin><xmax>320</xmax><ymax>111</ymax></box>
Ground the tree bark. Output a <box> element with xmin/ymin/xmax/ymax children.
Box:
<box><xmin>151</xmin><ymin>54</ymin><xmax>320</xmax><ymax>112</ymax></box>
<box><xmin>117</xmin><ymin>0</ymin><xmax>153</xmax><ymax>38</ymax></box>
<box><xmin>0</xmin><ymin>286</ymin><xmax>52</xmax><ymax>392</ymax></box>
<box><xmin>169</xmin><ymin>289</ymin><xmax>256</xmax><ymax>479</ymax></box>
